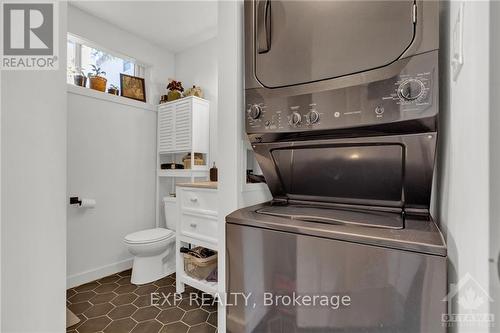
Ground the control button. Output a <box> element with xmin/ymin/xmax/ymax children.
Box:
<box><xmin>290</xmin><ymin>112</ymin><xmax>302</xmax><ymax>126</ymax></box>
<box><xmin>248</xmin><ymin>104</ymin><xmax>262</xmax><ymax>120</ymax></box>
<box><xmin>398</xmin><ymin>79</ymin><xmax>424</xmax><ymax>102</ymax></box>
<box><xmin>264</xmin><ymin>120</ymin><xmax>271</xmax><ymax>127</ymax></box>
<box><xmin>375</xmin><ymin>106</ymin><xmax>384</xmax><ymax>115</ymax></box>
<box><xmin>307</xmin><ymin>110</ymin><xmax>320</xmax><ymax>124</ymax></box>
<box><xmin>334</xmin><ymin>112</ymin><xmax>340</xmax><ymax>118</ymax></box>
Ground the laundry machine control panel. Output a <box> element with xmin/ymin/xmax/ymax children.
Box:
<box><xmin>245</xmin><ymin>51</ymin><xmax>438</xmax><ymax>134</ymax></box>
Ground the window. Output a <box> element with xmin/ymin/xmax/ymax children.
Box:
<box><xmin>67</xmin><ymin>34</ymin><xmax>146</xmax><ymax>94</ymax></box>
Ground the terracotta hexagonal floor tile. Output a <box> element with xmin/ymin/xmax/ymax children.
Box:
<box><xmin>182</xmin><ymin>308</ymin><xmax>209</xmax><ymax>326</ymax></box>
<box><xmin>67</xmin><ymin>289</ymin><xmax>77</xmax><ymax>299</ymax></box>
<box><xmin>118</xmin><ymin>269</ymin><xmax>132</xmax><ymax>277</ymax></box>
<box><xmin>178</xmin><ymin>298</ymin><xmax>200</xmax><ymax>312</ymax></box>
<box><xmin>98</xmin><ymin>274</ymin><xmax>120</xmax><ymax>284</ymax></box>
<box><xmin>187</xmin><ymin>323</ymin><xmax>216</xmax><ymax>333</ymax></box>
<box><xmin>207</xmin><ymin>312</ymin><xmax>217</xmax><ymax>327</ymax></box>
<box><xmin>117</xmin><ymin>277</ymin><xmax>133</xmax><ymax>285</ymax></box>
<box><xmin>157</xmin><ymin>307</ymin><xmax>185</xmax><ymax>324</ymax></box>
<box><xmin>133</xmin><ymin>295</ymin><xmax>153</xmax><ymax>308</ymax></box>
<box><xmin>68</xmin><ymin>291</ymin><xmax>96</xmax><ymax>303</ymax></box>
<box><xmin>135</xmin><ymin>284</ymin><xmax>158</xmax><ymax>296</ymax></box>
<box><xmin>156</xmin><ymin>285</ymin><xmax>176</xmax><ymax>296</ymax></box>
<box><xmin>160</xmin><ymin>321</ymin><xmax>189</xmax><ymax>333</ymax></box>
<box><xmin>67</xmin><ymin>313</ymin><xmax>86</xmax><ymax>330</ymax></box>
<box><xmin>130</xmin><ymin>320</ymin><xmax>162</xmax><ymax>333</ymax></box>
<box><xmin>200</xmin><ymin>302</ymin><xmax>217</xmax><ymax>314</ymax></box>
<box><xmin>90</xmin><ymin>292</ymin><xmax>117</xmax><ymax>304</ymax></box>
<box><xmin>132</xmin><ymin>306</ymin><xmax>161</xmax><ymax>322</ymax></box>
<box><xmin>76</xmin><ymin>316</ymin><xmax>111</xmax><ymax>333</ymax></box>
<box><xmin>103</xmin><ymin>317</ymin><xmax>137</xmax><ymax>333</ymax></box>
<box><xmin>83</xmin><ymin>302</ymin><xmax>114</xmax><ymax>318</ymax></box>
<box><xmin>116</xmin><ymin>284</ymin><xmax>137</xmax><ymax>294</ymax></box>
<box><xmin>155</xmin><ymin>292</ymin><xmax>183</xmax><ymax>309</ymax></box>
<box><xmin>154</xmin><ymin>276</ymin><xmax>175</xmax><ymax>287</ymax></box>
<box><xmin>112</xmin><ymin>293</ymin><xmax>138</xmax><ymax>306</ymax></box>
<box><xmin>94</xmin><ymin>283</ymin><xmax>120</xmax><ymax>294</ymax></box>
<box><xmin>108</xmin><ymin>304</ymin><xmax>138</xmax><ymax>320</ymax></box>
<box><xmin>74</xmin><ymin>282</ymin><xmax>99</xmax><ymax>293</ymax></box>
<box><xmin>66</xmin><ymin>272</ymin><xmax>217</xmax><ymax>332</ymax></box>
<box><xmin>68</xmin><ymin>301</ymin><xmax>92</xmax><ymax>315</ymax></box>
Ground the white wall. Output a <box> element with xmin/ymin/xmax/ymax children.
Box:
<box><xmin>68</xmin><ymin>4</ymin><xmax>175</xmax><ymax>104</ymax></box>
<box><xmin>435</xmin><ymin>2</ymin><xmax>491</xmax><ymax>331</ymax></box>
<box><xmin>216</xmin><ymin>1</ymin><xmax>272</xmax><ymax>331</ymax></box>
<box><xmin>1</xmin><ymin>2</ymin><xmax>68</xmax><ymax>331</ymax></box>
<box><xmin>217</xmin><ymin>3</ymin><xmax>244</xmax><ymax>332</ymax></box>
<box><xmin>490</xmin><ymin>1</ymin><xmax>500</xmax><ymax>325</ymax></box>
<box><xmin>175</xmin><ymin>38</ymin><xmax>218</xmax><ymax>165</ymax></box>
<box><xmin>67</xmin><ymin>91</ymin><xmax>157</xmax><ymax>287</ymax></box>
<box><xmin>66</xmin><ymin>3</ymin><xmax>176</xmax><ymax>287</ymax></box>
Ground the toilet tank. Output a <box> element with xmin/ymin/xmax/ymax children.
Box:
<box><xmin>162</xmin><ymin>197</ymin><xmax>177</xmax><ymax>230</ymax></box>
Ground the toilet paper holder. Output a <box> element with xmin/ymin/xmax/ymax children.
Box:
<box><xmin>69</xmin><ymin>197</ymin><xmax>82</xmax><ymax>205</ymax></box>
<box><xmin>69</xmin><ymin>197</ymin><xmax>96</xmax><ymax>208</ymax></box>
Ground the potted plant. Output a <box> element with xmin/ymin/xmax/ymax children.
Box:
<box><xmin>71</xmin><ymin>67</ymin><xmax>87</xmax><ymax>87</ymax></box>
<box><xmin>108</xmin><ymin>84</ymin><xmax>119</xmax><ymax>95</ymax></box>
<box><xmin>166</xmin><ymin>79</ymin><xmax>184</xmax><ymax>101</ymax></box>
<box><xmin>88</xmin><ymin>65</ymin><xmax>107</xmax><ymax>92</ymax></box>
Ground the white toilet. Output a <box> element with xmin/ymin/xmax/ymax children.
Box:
<box><xmin>124</xmin><ymin>197</ymin><xmax>177</xmax><ymax>285</ymax></box>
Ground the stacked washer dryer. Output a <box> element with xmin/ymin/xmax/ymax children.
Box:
<box><xmin>226</xmin><ymin>1</ymin><xmax>446</xmax><ymax>332</ymax></box>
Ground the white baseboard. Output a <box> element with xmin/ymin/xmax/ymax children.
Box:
<box><xmin>67</xmin><ymin>258</ymin><xmax>134</xmax><ymax>289</ymax></box>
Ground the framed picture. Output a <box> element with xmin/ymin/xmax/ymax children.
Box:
<box><xmin>120</xmin><ymin>74</ymin><xmax>146</xmax><ymax>102</ymax></box>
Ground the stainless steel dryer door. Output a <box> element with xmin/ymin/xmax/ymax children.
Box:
<box><xmin>253</xmin><ymin>0</ymin><xmax>417</xmax><ymax>88</ymax></box>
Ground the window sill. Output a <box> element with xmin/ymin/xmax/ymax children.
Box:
<box><xmin>67</xmin><ymin>84</ymin><xmax>156</xmax><ymax>112</ymax></box>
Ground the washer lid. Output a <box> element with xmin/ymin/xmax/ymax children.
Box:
<box><xmin>124</xmin><ymin>228</ymin><xmax>174</xmax><ymax>244</ymax></box>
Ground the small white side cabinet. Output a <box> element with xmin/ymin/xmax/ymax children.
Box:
<box><xmin>157</xmin><ymin>96</ymin><xmax>210</xmax><ymax>156</ymax></box>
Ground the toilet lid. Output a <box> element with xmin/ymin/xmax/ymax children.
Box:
<box><xmin>124</xmin><ymin>228</ymin><xmax>174</xmax><ymax>244</ymax></box>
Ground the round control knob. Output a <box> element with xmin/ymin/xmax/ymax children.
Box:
<box><xmin>307</xmin><ymin>110</ymin><xmax>320</xmax><ymax>124</ymax></box>
<box><xmin>290</xmin><ymin>112</ymin><xmax>302</xmax><ymax>126</ymax></box>
<box><xmin>248</xmin><ymin>104</ymin><xmax>262</xmax><ymax>120</ymax></box>
<box><xmin>398</xmin><ymin>79</ymin><xmax>424</xmax><ymax>102</ymax></box>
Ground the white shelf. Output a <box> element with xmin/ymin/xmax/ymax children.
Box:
<box><xmin>157</xmin><ymin>95</ymin><xmax>208</xmax><ymax>107</ymax></box>
<box><xmin>180</xmin><ymin>273</ymin><xmax>218</xmax><ymax>295</ymax></box>
<box><xmin>67</xmin><ymin>84</ymin><xmax>156</xmax><ymax>111</ymax></box>
<box><xmin>179</xmin><ymin>235</ymin><xmax>218</xmax><ymax>251</ymax></box>
<box><xmin>157</xmin><ymin>169</ymin><xmax>208</xmax><ymax>178</ymax></box>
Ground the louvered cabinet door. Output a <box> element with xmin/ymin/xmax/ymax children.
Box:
<box><xmin>158</xmin><ymin>105</ymin><xmax>175</xmax><ymax>153</ymax></box>
<box><xmin>174</xmin><ymin>100</ymin><xmax>192</xmax><ymax>152</ymax></box>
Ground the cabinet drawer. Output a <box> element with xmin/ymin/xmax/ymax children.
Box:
<box><xmin>181</xmin><ymin>189</ymin><xmax>217</xmax><ymax>212</ymax></box>
<box><xmin>181</xmin><ymin>213</ymin><xmax>218</xmax><ymax>242</ymax></box>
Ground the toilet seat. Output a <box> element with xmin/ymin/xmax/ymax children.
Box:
<box><xmin>124</xmin><ymin>228</ymin><xmax>174</xmax><ymax>245</ymax></box>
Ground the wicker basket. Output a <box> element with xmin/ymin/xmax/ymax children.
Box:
<box><xmin>183</xmin><ymin>153</ymin><xmax>204</xmax><ymax>169</ymax></box>
<box><xmin>184</xmin><ymin>248</ymin><xmax>217</xmax><ymax>280</ymax></box>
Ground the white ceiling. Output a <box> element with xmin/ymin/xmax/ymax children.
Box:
<box><xmin>70</xmin><ymin>1</ymin><xmax>217</xmax><ymax>53</ymax></box>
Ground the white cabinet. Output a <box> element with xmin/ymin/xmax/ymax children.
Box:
<box><xmin>157</xmin><ymin>96</ymin><xmax>209</xmax><ymax>155</ymax></box>
<box><xmin>155</xmin><ymin>97</ymin><xmax>210</xmax><ymax>232</ymax></box>
<box><xmin>175</xmin><ymin>185</ymin><xmax>219</xmax><ymax>295</ymax></box>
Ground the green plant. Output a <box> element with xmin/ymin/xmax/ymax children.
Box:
<box><xmin>69</xmin><ymin>66</ymin><xmax>85</xmax><ymax>76</ymax></box>
<box><xmin>89</xmin><ymin>64</ymin><xmax>106</xmax><ymax>78</ymax></box>
<box><xmin>167</xmin><ymin>79</ymin><xmax>184</xmax><ymax>92</ymax></box>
